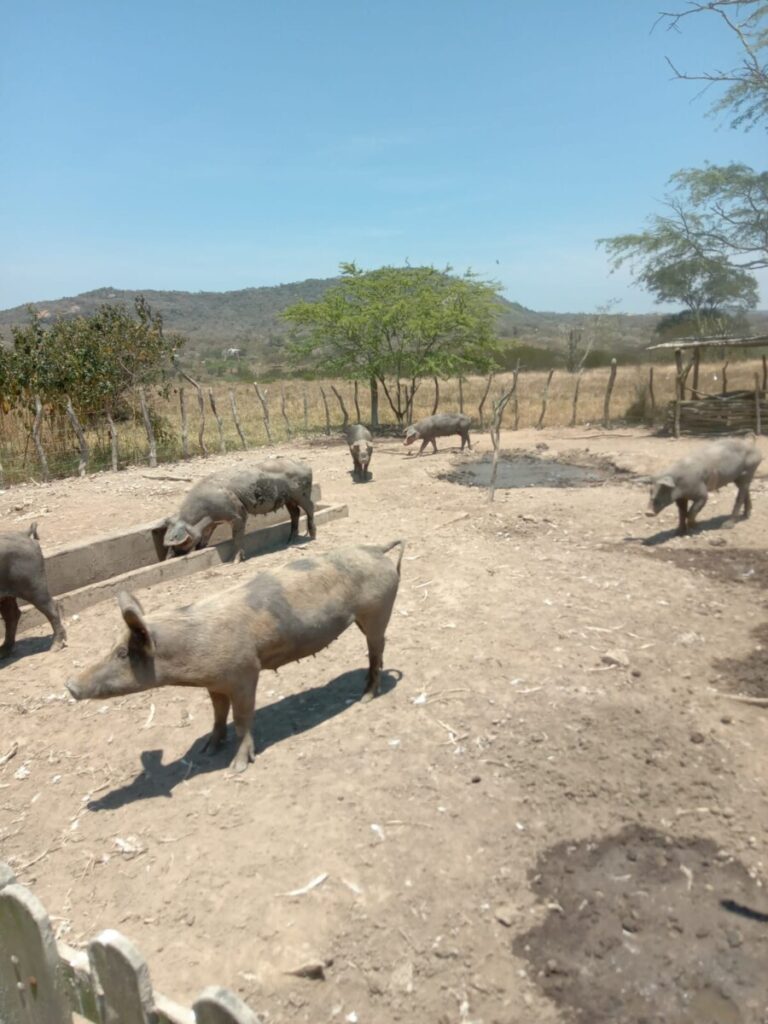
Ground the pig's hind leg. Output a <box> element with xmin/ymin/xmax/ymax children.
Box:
<box><xmin>727</xmin><ymin>475</ymin><xmax>754</xmax><ymax>525</ymax></box>
<box><xmin>0</xmin><ymin>597</ymin><xmax>20</xmax><ymax>656</ymax></box>
<box><xmin>230</xmin><ymin>679</ymin><xmax>258</xmax><ymax>772</ymax></box>
<box><xmin>201</xmin><ymin>691</ymin><xmax>231</xmax><ymax>754</ymax></box>
<box><xmin>356</xmin><ymin>602</ymin><xmax>396</xmax><ymax>703</ymax></box>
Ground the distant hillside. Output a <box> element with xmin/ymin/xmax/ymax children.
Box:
<box><xmin>1</xmin><ymin>279</ymin><xmax>766</xmax><ymax>374</ymax></box>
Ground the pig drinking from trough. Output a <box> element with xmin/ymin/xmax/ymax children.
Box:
<box><xmin>163</xmin><ymin>457</ymin><xmax>316</xmax><ymax>562</ymax></box>
<box><xmin>0</xmin><ymin>523</ymin><xmax>66</xmax><ymax>657</ymax></box>
<box><xmin>346</xmin><ymin>423</ymin><xmax>373</xmax><ymax>481</ymax></box>
<box><xmin>66</xmin><ymin>540</ymin><xmax>405</xmax><ymax>772</ymax></box>
<box><xmin>646</xmin><ymin>436</ymin><xmax>762</xmax><ymax>536</ymax></box>
<box><xmin>404</xmin><ymin>413</ymin><xmax>472</xmax><ymax>455</ymax></box>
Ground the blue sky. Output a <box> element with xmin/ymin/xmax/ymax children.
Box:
<box><xmin>1</xmin><ymin>0</ymin><xmax>765</xmax><ymax>314</ymax></box>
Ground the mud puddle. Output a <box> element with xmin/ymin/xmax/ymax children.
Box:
<box><xmin>440</xmin><ymin>453</ymin><xmax>613</xmax><ymax>489</ymax></box>
<box><xmin>513</xmin><ymin>824</ymin><xmax>768</xmax><ymax>1023</ymax></box>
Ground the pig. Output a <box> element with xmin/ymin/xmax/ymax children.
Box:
<box><xmin>66</xmin><ymin>540</ymin><xmax>405</xmax><ymax>772</ymax></box>
<box><xmin>646</xmin><ymin>436</ymin><xmax>762</xmax><ymax>536</ymax></box>
<box><xmin>404</xmin><ymin>413</ymin><xmax>472</xmax><ymax>455</ymax></box>
<box><xmin>0</xmin><ymin>523</ymin><xmax>66</xmax><ymax>657</ymax></box>
<box><xmin>346</xmin><ymin>423</ymin><xmax>373</xmax><ymax>481</ymax></box>
<box><xmin>163</xmin><ymin>458</ymin><xmax>316</xmax><ymax>562</ymax></box>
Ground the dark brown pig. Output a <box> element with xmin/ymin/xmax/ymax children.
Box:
<box><xmin>646</xmin><ymin>436</ymin><xmax>762</xmax><ymax>535</ymax></box>
<box><xmin>346</xmin><ymin>423</ymin><xmax>373</xmax><ymax>481</ymax></box>
<box><xmin>0</xmin><ymin>523</ymin><xmax>66</xmax><ymax>657</ymax></box>
<box><xmin>404</xmin><ymin>413</ymin><xmax>472</xmax><ymax>455</ymax></box>
<box><xmin>163</xmin><ymin>457</ymin><xmax>316</xmax><ymax>562</ymax></box>
<box><xmin>66</xmin><ymin>540</ymin><xmax>405</xmax><ymax>772</ymax></box>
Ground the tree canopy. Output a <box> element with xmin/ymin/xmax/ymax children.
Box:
<box><xmin>284</xmin><ymin>263</ymin><xmax>502</xmax><ymax>423</ymax></box>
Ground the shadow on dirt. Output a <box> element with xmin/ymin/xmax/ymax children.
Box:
<box><xmin>712</xmin><ymin>621</ymin><xmax>768</xmax><ymax>700</ymax></box>
<box><xmin>634</xmin><ymin>513</ymin><xmax>735</xmax><ymax>546</ymax></box>
<box><xmin>513</xmin><ymin>824</ymin><xmax>768</xmax><ymax>1024</ymax></box>
<box><xmin>87</xmin><ymin>668</ymin><xmax>402</xmax><ymax>810</ymax></box>
<box><xmin>0</xmin><ymin>634</ymin><xmax>59</xmax><ymax>665</ymax></box>
<box><xmin>643</xmin><ymin>544</ymin><xmax>768</xmax><ymax>587</ymax></box>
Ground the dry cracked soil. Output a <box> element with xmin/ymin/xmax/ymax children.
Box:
<box><xmin>1</xmin><ymin>426</ymin><xmax>767</xmax><ymax>1024</ymax></box>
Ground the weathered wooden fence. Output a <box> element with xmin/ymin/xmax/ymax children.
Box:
<box><xmin>0</xmin><ymin>862</ymin><xmax>259</xmax><ymax>1024</ymax></box>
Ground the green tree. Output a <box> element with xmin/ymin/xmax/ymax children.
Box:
<box><xmin>284</xmin><ymin>263</ymin><xmax>502</xmax><ymax>425</ymax></box>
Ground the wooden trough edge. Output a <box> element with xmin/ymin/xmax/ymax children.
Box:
<box><xmin>0</xmin><ymin>862</ymin><xmax>259</xmax><ymax>1024</ymax></box>
<box><xmin>20</xmin><ymin>501</ymin><xmax>349</xmax><ymax>633</ymax></box>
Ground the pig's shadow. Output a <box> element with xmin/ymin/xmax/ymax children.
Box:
<box><xmin>86</xmin><ymin>668</ymin><xmax>402</xmax><ymax>811</ymax></box>
<box><xmin>0</xmin><ymin>635</ymin><xmax>58</xmax><ymax>665</ymax></box>
<box><xmin>628</xmin><ymin>514</ymin><xmax>735</xmax><ymax>547</ymax></box>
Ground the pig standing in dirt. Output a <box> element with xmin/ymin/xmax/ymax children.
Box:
<box><xmin>346</xmin><ymin>423</ymin><xmax>373</xmax><ymax>481</ymax></box>
<box><xmin>163</xmin><ymin>457</ymin><xmax>316</xmax><ymax>562</ymax></box>
<box><xmin>646</xmin><ymin>436</ymin><xmax>762</xmax><ymax>536</ymax></box>
<box><xmin>404</xmin><ymin>413</ymin><xmax>472</xmax><ymax>455</ymax></box>
<box><xmin>0</xmin><ymin>523</ymin><xmax>66</xmax><ymax>657</ymax></box>
<box><xmin>66</xmin><ymin>540</ymin><xmax>405</xmax><ymax>772</ymax></box>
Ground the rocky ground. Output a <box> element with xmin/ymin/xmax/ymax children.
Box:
<box><xmin>1</xmin><ymin>426</ymin><xmax>767</xmax><ymax>1024</ymax></box>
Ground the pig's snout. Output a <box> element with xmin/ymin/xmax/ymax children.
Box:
<box><xmin>66</xmin><ymin>679</ymin><xmax>84</xmax><ymax>700</ymax></box>
<box><xmin>645</xmin><ymin>507</ymin><xmax>658</xmax><ymax>517</ymax></box>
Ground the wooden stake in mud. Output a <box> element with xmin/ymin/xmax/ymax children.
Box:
<box><xmin>138</xmin><ymin>388</ymin><xmax>158</xmax><ymax>468</ymax></box>
<box><xmin>279</xmin><ymin>383</ymin><xmax>292</xmax><ymax>438</ymax></box>
<box><xmin>570</xmin><ymin>369</ymin><xmax>583</xmax><ymax>427</ymax></box>
<box><xmin>65</xmin><ymin>397</ymin><xmax>89</xmax><ymax>476</ymax></box>
<box><xmin>674</xmin><ymin>348</ymin><xmax>684</xmax><ymax>438</ymax></box>
<box><xmin>536</xmin><ymin>368</ymin><xmax>554</xmax><ymax>430</ymax></box>
<box><xmin>432</xmin><ymin>376</ymin><xmax>441</xmax><ymax>417</ymax></box>
<box><xmin>353</xmin><ymin>380</ymin><xmax>362</xmax><ymax>423</ymax></box>
<box><xmin>179</xmin><ymin>387</ymin><xmax>190</xmax><ymax>459</ymax></box>
<box><xmin>477</xmin><ymin>372</ymin><xmax>493</xmax><ymax>428</ymax></box>
<box><xmin>755</xmin><ymin>372</ymin><xmax>762</xmax><ymax>435</ymax></box>
<box><xmin>319</xmin><ymin>386</ymin><xmax>331</xmax><ymax>435</ymax></box>
<box><xmin>229</xmin><ymin>388</ymin><xmax>247</xmax><ymax>449</ymax></box>
<box><xmin>647</xmin><ymin>366</ymin><xmax>655</xmax><ymax>422</ymax></box>
<box><xmin>208</xmin><ymin>388</ymin><xmax>227</xmax><ymax>453</ymax></box>
<box><xmin>602</xmin><ymin>359</ymin><xmax>618</xmax><ymax>428</ymax></box>
<box><xmin>253</xmin><ymin>381</ymin><xmax>273</xmax><ymax>443</ymax></box>
<box><xmin>32</xmin><ymin>395</ymin><xmax>50</xmax><ymax>481</ymax></box>
<box><xmin>488</xmin><ymin>376</ymin><xmax>519</xmax><ymax>502</ymax></box>
<box><xmin>330</xmin><ymin>384</ymin><xmax>349</xmax><ymax>428</ymax></box>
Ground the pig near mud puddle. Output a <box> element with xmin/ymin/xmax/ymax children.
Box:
<box><xmin>0</xmin><ymin>523</ymin><xmax>66</xmax><ymax>658</ymax></box>
<box><xmin>67</xmin><ymin>541</ymin><xmax>405</xmax><ymax>772</ymax></box>
<box><xmin>647</xmin><ymin>436</ymin><xmax>762</xmax><ymax>536</ymax></box>
<box><xmin>404</xmin><ymin>413</ymin><xmax>472</xmax><ymax>455</ymax></box>
<box><xmin>163</xmin><ymin>457</ymin><xmax>316</xmax><ymax>562</ymax></box>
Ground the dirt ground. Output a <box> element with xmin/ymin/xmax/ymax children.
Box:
<box><xmin>1</xmin><ymin>426</ymin><xmax>767</xmax><ymax>1024</ymax></box>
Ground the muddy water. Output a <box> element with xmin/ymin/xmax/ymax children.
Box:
<box><xmin>440</xmin><ymin>454</ymin><xmax>611</xmax><ymax>489</ymax></box>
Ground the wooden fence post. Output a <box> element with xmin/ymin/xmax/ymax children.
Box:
<box><xmin>330</xmin><ymin>385</ymin><xmax>349</xmax><ymax>428</ymax></box>
<box><xmin>179</xmin><ymin>388</ymin><xmax>190</xmax><ymax>459</ymax></box>
<box><xmin>762</xmin><ymin>355</ymin><xmax>767</xmax><ymax>393</ymax></box>
<box><xmin>177</xmin><ymin>369</ymin><xmax>206</xmax><ymax>454</ymax></box>
<box><xmin>536</xmin><ymin>369</ymin><xmax>554</xmax><ymax>430</ymax></box>
<box><xmin>648</xmin><ymin>366</ymin><xmax>656</xmax><ymax>422</ymax></box>
<box><xmin>139</xmin><ymin>389</ymin><xmax>158</xmax><ymax>468</ymax></box>
<box><xmin>674</xmin><ymin>348</ymin><xmax>683</xmax><ymax>438</ymax></box>
<box><xmin>279</xmin><ymin>384</ymin><xmax>292</xmax><ymax>438</ymax></box>
<box><xmin>319</xmin><ymin>387</ymin><xmax>331</xmax><ymax>435</ymax></box>
<box><xmin>229</xmin><ymin>389</ymin><xmax>247</xmax><ymax>449</ymax></box>
<box><xmin>755</xmin><ymin>373</ymin><xmax>762</xmax><ymax>435</ymax></box>
<box><xmin>691</xmin><ymin>347</ymin><xmax>701</xmax><ymax>397</ymax></box>
<box><xmin>512</xmin><ymin>362</ymin><xmax>521</xmax><ymax>430</ymax></box>
<box><xmin>353</xmin><ymin>380</ymin><xmax>361</xmax><ymax>424</ymax></box>
<box><xmin>253</xmin><ymin>382</ymin><xmax>273</xmax><ymax>443</ymax></box>
<box><xmin>303</xmin><ymin>390</ymin><xmax>309</xmax><ymax>433</ymax></box>
<box><xmin>458</xmin><ymin>377</ymin><xmax>465</xmax><ymax>414</ymax></box>
<box><xmin>65</xmin><ymin>397</ymin><xmax>89</xmax><ymax>477</ymax></box>
<box><xmin>488</xmin><ymin>377</ymin><xmax>519</xmax><ymax>502</ymax></box>
<box><xmin>208</xmin><ymin>389</ymin><xmax>227</xmax><ymax>453</ymax></box>
<box><xmin>32</xmin><ymin>396</ymin><xmax>50</xmax><ymax>481</ymax></box>
<box><xmin>432</xmin><ymin>376</ymin><xmax>441</xmax><ymax>417</ymax></box>
<box><xmin>602</xmin><ymin>359</ymin><xmax>618</xmax><ymax>428</ymax></box>
<box><xmin>570</xmin><ymin>370</ymin><xmax>583</xmax><ymax>427</ymax></box>
<box><xmin>477</xmin><ymin>373</ymin><xmax>493</xmax><ymax>428</ymax></box>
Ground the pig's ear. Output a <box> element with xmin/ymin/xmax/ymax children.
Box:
<box><xmin>117</xmin><ymin>592</ymin><xmax>152</xmax><ymax>647</ymax></box>
<box><xmin>657</xmin><ymin>474</ymin><xmax>675</xmax><ymax>489</ymax></box>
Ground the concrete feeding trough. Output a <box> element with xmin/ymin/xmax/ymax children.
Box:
<box><xmin>21</xmin><ymin>484</ymin><xmax>348</xmax><ymax>631</ymax></box>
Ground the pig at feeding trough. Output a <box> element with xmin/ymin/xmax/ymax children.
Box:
<box><xmin>163</xmin><ymin>458</ymin><xmax>316</xmax><ymax>562</ymax></box>
<box><xmin>0</xmin><ymin>523</ymin><xmax>66</xmax><ymax>657</ymax></box>
<box><xmin>346</xmin><ymin>423</ymin><xmax>373</xmax><ymax>481</ymax></box>
<box><xmin>646</xmin><ymin>436</ymin><xmax>762</xmax><ymax>536</ymax></box>
<box><xmin>66</xmin><ymin>540</ymin><xmax>405</xmax><ymax>772</ymax></box>
<box><xmin>404</xmin><ymin>413</ymin><xmax>472</xmax><ymax>455</ymax></box>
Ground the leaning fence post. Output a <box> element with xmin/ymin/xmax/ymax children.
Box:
<box><xmin>721</xmin><ymin>360</ymin><xmax>729</xmax><ymax>395</ymax></box>
<box><xmin>229</xmin><ymin>389</ymin><xmax>247</xmax><ymax>449</ymax></box>
<box><xmin>536</xmin><ymin>369</ymin><xmax>554</xmax><ymax>430</ymax></box>
<box><xmin>330</xmin><ymin>384</ymin><xmax>349</xmax><ymax>428</ymax></box>
<box><xmin>432</xmin><ymin>376</ymin><xmax>441</xmax><ymax>417</ymax></box>
<box><xmin>32</xmin><ymin>396</ymin><xmax>50</xmax><ymax>481</ymax></box>
<box><xmin>253</xmin><ymin>382</ymin><xmax>273</xmax><ymax>444</ymax></box>
<box><xmin>477</xmin><ymin>373</ymin><xmax>493</xmax><ymax>428</ymax></box>
<box><xmin>602</xmin><ymin>359</ymin><xmax>618</xmax><ymax>428</ymax></box>
<box><xmin>319</xmin><ymin>387</ymin><xmax>331</xmax><ymax>435</ymax></box>
<box><xmin>65</xmin><ymin>397</ymin><xmax>89</xmax><ymax>477</ymax></box>
<box><xmin>138</xmin><ymin>388</ymin><xmax>158</xmax><ymax>468</ymax></box>
<box><xmin>279</xmin><ymin>384</ymin><xmax>292</xmax><ymax>438</ymax></box>
<box><xmin>208</xmin><ymin>389</ymin><xmax>227</xmax><ymax>454</ymax></box>
<box><xmin>179</xmin><ymin>388</ymin><xmax>190</xmax><ymax>459</ymax></box>
<box><xmin>570</xmin><ymin>369</ymin><xmax>583</xmax><ymax>427</ymax></box>
<box><xmin>353</xmin><ymin>380</ymin><xmax>362</xmax><ymax>424</ymax></box>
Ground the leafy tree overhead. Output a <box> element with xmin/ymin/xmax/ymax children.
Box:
<box><xmin>284</xmin><ymin>263</ymin><xmax>502</xmax><ymax>425</ymax></box>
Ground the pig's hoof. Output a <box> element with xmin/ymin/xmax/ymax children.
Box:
<box><xmin>722</xmin><ymin>518</ymin><xmax>737</xmax><ymax>530</ymax></box>
<box><xmin>51</xmin><ymin>639</ymin><xmax>67</xmax><ymax>652</ymax></box>
<box><xmin>360</xmin><ymin>691</ymin><xmax>375</xmax><ymax>704</ymax></box>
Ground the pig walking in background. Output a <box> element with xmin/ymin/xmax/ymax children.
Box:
<box><xmin>646</xmin><ymin>436</ymin><xmax>762</xmax><ymax>536</ymax></box>
<box><xmin>0</xmin><ymin>523</ymin><xmax>66</xmax><ymax>657</ymax></box>
<box><xmin>163</xmin><ymin>457</ymin><xmax>316</xmax><ymax>562</ymax></box>
<box><xmin>67</xmin><ymin>540</ymin><xmax>405</xmax><ymax>772</ymax></box>
<box><xmin>404</xmin><ymin>413</ymin><xmax>472</xmax><ymax>455</ymax></box>
<box><xmin>346</xmin><ymin>423</ymin><xmax>373</xmax><ymax>481</ymax></box>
